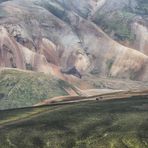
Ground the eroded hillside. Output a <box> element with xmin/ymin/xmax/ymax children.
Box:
<box><xmin>0</xmin><ymin>0</ymin><xmax>148</xmax><ymax>81</ymax></box>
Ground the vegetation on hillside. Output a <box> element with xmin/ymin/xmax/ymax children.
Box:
<box><xmin>93</xmin><ymin>10</ymin><xmax>135</xmax><ymax>41</ymax></box>
<box><xmin>0</xmin><ymin>69</ymin><xmax>70</xmax><ymax>110</ymax></box>
<box><xmin>136</xmin><ymin>0</ymin><xmax>148</xmax><ymax>14</ymax></box>
<box><xmin>93</xmin><ymin>0</ymin><xmax>148</xmax><ymax>42</ymax></box>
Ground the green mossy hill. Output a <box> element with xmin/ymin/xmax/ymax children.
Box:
<box><xmin>0</xmin><ymin>69</ymin><xmax>70</xmax><ymax>110</ymax></box>
<box><xmin>0</xmin><ymin>96</ymin><xmax>148</xmax><ymax>147</ymax></box>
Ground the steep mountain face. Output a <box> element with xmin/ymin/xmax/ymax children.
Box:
<box><xmin>0</xmin><ymin>0</ymin><xmax>148</xmax><ymax>81</ymax></box>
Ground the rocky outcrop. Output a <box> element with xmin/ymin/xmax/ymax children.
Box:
<box><xmin>61</xmin><ymin>66</ymin><xmax>82</xmax><ymax>79</ymax></box>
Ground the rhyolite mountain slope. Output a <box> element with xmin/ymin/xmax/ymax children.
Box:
<box><xmin>0</xmin><ymin>0</ymin><xmax>148</xmax><ymax>81</ymax></box>
<box><xmin>0</xmin><ymin>0</ymin><xmax>148</xmax><ymax>110</ymax></box>
<box><xmin>93</xmin><ymin>0</ymin><xmax>148</xmax><ymax>54</ymax></box>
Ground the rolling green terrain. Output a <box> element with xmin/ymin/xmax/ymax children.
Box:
<box><xmin>0</xmin><ymin>69</ymin><xmax>71</xmax><ymax>110</ymax></box>
<box><xmin>0</xmin><ymin>97</ymin><xmax>148</xmax><ymax>148</ymax></box>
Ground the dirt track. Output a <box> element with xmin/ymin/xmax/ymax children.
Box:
<box><xmin>34</xmin><ymin>89</ymin><xmax>148</xmax><ymax>106</ymax></box>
